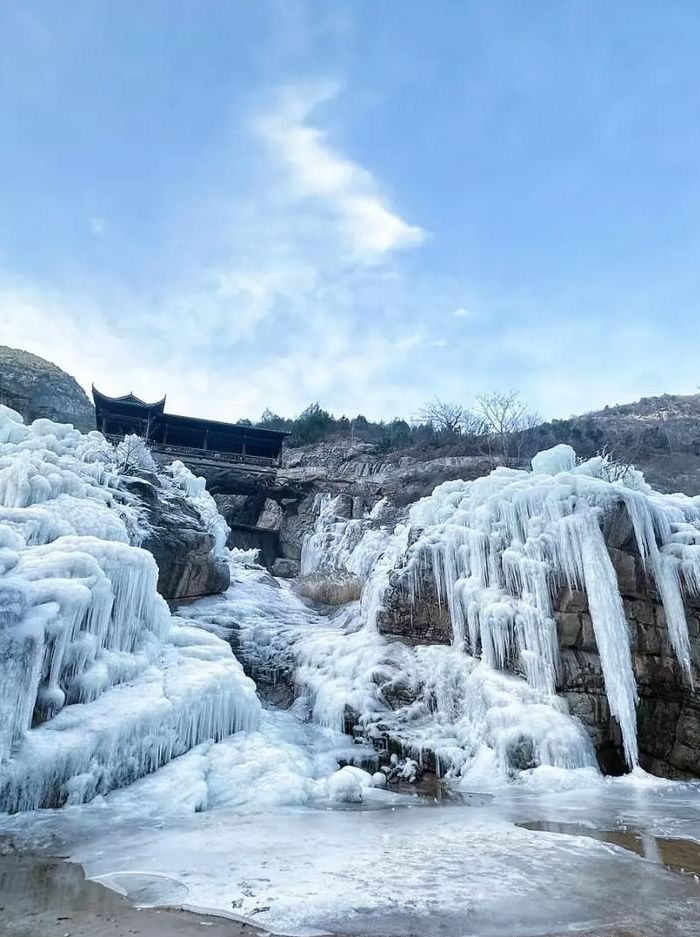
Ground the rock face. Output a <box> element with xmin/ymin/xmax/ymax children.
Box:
<box><xmin>377</xmin><ymin>564</ymin><xmax>452</xmax><ymax>645</ymax></box>
<box><xmin>377</xmin><ymin>505</ymin><xmax>700</xmax><ymax>779</ymax></box>
<box><xmin>122</xmin><ymin>476</ymin><xmax>230</xmax><ymax>601</ymax></box>
<box><xmin>270</xmin><ymin>558</ymin><xmax>300</xmax><ymax>578</ymax></box>
<box><xmin>252</xmin><ymin>439</ymin><xmax>496</xmax><ymax>568</ymax></box>
<box><xmin>556</xmin><ymin>544</ymin><xmax>700</xmax><ymax>778</ymax></box>
<box><xmin>0</xmin><ymin>346</ymin><xmax>94</xmax><ymax>432</ymax></box>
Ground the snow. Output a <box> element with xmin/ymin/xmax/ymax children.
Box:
<box><xmin>0</xmin><ymin>407</ymin><xmax>259</xmax><ymax>810</ymax></box>
<box><xmin>3</xmin><ymin>422</ymin><xmax>700</xmax><ymax>933</ymax></box>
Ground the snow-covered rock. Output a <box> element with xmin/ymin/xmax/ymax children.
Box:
<box><xmin>293</xmin><ymin>445</ymin><xmax>700</xmax><ymax>778</ymax></box>
<box><xmin>0</xmin><ymin>407</ymin><xmax>259</xmax><ymax>811</ymax></box>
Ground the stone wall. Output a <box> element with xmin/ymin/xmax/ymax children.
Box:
<box><xmin>376</xmin><ymin>512</ymin><xmax>700</xmax><ymax>779</ymax></box>
<box><xmin>556</xmin><ymin>546</ymin><xmax>700</xmax><ymax>777</ymax></box>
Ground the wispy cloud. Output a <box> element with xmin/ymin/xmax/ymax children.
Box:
<box><xmin>5</xmin><ymin>68</ymin><xmax>692</xmax><ymax>427</ymax></box>
<box><xmin>254</xmin><ymin>82</ymin><xmax>425</xmax><ymax>260</ymax></box>
<box><xmin>0</xmin><ymin>72</ymin><xmax>439</xmax><ymax>423</ymax></box>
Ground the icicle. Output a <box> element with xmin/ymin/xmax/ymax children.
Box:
<box><xmin>321</xmin><ymin>444</ymin><xmax>700</xmax><ymax>774</ymax></box>
<box><xmin>0</xmin><ymin>409</ymin><xmax>261</xmax><ymax>812</ymax></box>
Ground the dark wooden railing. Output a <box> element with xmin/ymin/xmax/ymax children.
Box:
<box><xmin>105</xmin><ymin>435</ymin><xmax>278</xmax><ymax>468</ymax></box>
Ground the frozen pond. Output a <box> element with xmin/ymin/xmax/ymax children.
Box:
<box><xmin>3</xmin><ymin>560</ymin><xmax>700</xmax><ymax>936</ymax></box>
<box><xmin>2</xmin><ymin>705</ymin><xmax>700</xmax><ymax>937</ymax></box>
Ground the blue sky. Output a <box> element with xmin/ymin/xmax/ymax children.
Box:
<box><xmin>2</xmin><ymin>1</ymin><xmax>700</xmax><ymax>423</ymax></box>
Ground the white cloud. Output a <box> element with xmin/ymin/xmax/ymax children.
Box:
<box><xmin>12</xmin><ymin>78</ymin><xmax>693</xmax><ymax>428</ymax></box>
<box><xmin>0</xmin><ymin>78</ymin><xmax>441</xmax><ymax>426</ymax></box>
<box><xmin>254</xmin><ymin>82</ymin><xmax>425</xmax><ymax>260</ymax></box>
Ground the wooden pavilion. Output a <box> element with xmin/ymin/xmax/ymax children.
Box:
<box><xmin>92</xmin><ymin>388</ymin><xmax>288</xmax><ymax>466</ymax></box>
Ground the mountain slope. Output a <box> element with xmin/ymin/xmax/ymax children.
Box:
<box><xmin>542</xmin><ymin>392</ymin><xmax>700</xmax><ymax>494</ymax></box>
<box><xmin>0</xmin><ymin>345</ymin><xmax>94</xmax><ymax>432</ymax></box>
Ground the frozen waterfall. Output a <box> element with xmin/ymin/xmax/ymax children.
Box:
<box><xmin>399</xmin><ymin>446</ymin><xmax>700</xmax><ymax>766</ymax></box>
<box><xmin>0</xmin><ymin>406</ymin><xmax>259</xmax><ymax>812</ymax></box>
<box><xmin>3</xmin><ymin>414</ymin><xmax>700</xmax><ymax>814</ymax></box>
<box><xmin>294</xmin><ymin>444</ymin><xmax>700</xmax><ymax>775</ymax></box>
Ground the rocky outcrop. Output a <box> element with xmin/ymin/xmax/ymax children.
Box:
<box><xmin>122</xmin><ymin>476</ymin><xmax>230</xmax><ymax>601</ymax></box>
<box><xmin>377</xmin><ymin>564</ymin><xmax>451</xmax><ymax>645</ymax></box>
<box><xmin>252</xmin><ymin>440</ymin><xmax>496</xmax><ymax>568</ymax></box>
<box><xmin>271</xmin><ymin>558</ymin><xmax>300</xmax><ymax>578</ymax></box>
<box><xmin>0</xmin><ymin>345</ymin><xmax>94</xmax><ymax>432</ymax></box>
<box><xmin>556</xmin><ymin>545</ymin><xmax>700</xmax><ymax>778</ymax></box>
<box><xmin>376</xmin><ymin>503</ymin><xmax>700</xmax><ymax>779</ymax></box>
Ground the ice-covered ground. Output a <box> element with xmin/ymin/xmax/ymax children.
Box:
<box><xmin>3</xmin><ymin>550</ymin><xmax>699</xmax><ymax>936</ymax></box>
<box><xmin>3</xmin><ymin>422</ymin><xmax>700</xmax><ymax>935</ymax></box>
<box><xmin>2</xmin><ymin>731</ymin><xmax>700</xmax><ymax>936</ymax></box>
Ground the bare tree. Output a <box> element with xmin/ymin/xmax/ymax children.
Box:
<box><xmin>656</xmin><ymin>412</ymin><xmax>687</xmax><ymax>455</ymax></box>
<box><xmin>512</xmin><ymin>410</ymin><xmax>544</xmax><ymax>463</ymax></box>
<box><xmin>418</xmin><ymin>398</ymin><xmax>481</xmax><ymax>437</ymax></box>
<box><xmin>475</xmin><ymin>391</ymin><xmax>539</xmax><ymax>466</ymax></box>
<box><xmin>597</xmin><ymin>425</ymin><xmax>646</xmax><ymax>484</ymax></box>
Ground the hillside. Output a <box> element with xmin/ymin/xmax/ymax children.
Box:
<box><xmin>0</xmin><ymin>345</ymin><xmax>95</xmax><ymax>432</ymax></box>
<box><xmin>541</xmin><ymin>392</ymin><xmax>700</xmax><ymax>494</ymax></box>
<box><xmin>1</xmin><ymin>342</ymin><xmax>699</xmax><ymax>494</ymax></box>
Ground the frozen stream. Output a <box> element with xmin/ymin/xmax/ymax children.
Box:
<box><xmin>2</xmin><ymin>563</ymin><xmax>700</xmax><ymax>937</ymax></box>
<box><xmin>2</xmin><ymin>709</ymin><xmax>700</xmax><ymax>936</ymax></box>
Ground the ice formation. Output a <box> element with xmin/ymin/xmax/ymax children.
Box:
<box><xmin>1</xmin><ymin>410</ymin><xmax>699</xmax><ymax>934</ymax></box>
<box><xmin>3</xmin><ymin>414</ymin><xmax>699</xmax><ymax>814</ymax></box>
<box><xmin>0</xmin><ymin>407</ymin><xmax>259</xmax><ymax>811</ymax></box>
<box><xmin>295</xmin><ymin>445</ymin><xmax>700</xmax><ymax>775</ymax></box>
<box><xmin>187</xmin><ymin>548</ymin><xmax>594</xmax><ymax>782</ymax></box>
<box><xmin>167</xmin><ymin>459</ymin><xmax>230</xmax><ymax>557</ymax></box>
<box><xmin>300</xmin><ymin>494</ymin><xmax>395</xmax><ymax>580</ymax></box>
<box><xmin>396</xmin><ymin>446</ymin><xmax>700</xmax><ymax>767</ymax></box>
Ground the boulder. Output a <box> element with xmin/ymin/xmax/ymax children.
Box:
<box><xmin>145</xmin><ymin>526</ymin><xmax>229</xmax><ymax>601</ymax></box>
<box><xmin>377</xmin><ymin>568</ymin><xmax>452</xmax><ymax>645</ymax></box>
<box><xmin>122</xmin><ymin>477</ymin><xmax>230</xmax><ymax>601</ymax></box>
<box><xmin>271</xmin><ymin>558</ymin><xmax>300</xmax><ymax>579</ymax></box>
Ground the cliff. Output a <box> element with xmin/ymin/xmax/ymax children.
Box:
<box><xmin>0</xmin><ymin>345</ymin><xmax>94</xmax><ymax>432</ymax></box>
<box><xmin>377</xmin><ymin>505</ymin><xmax>700</xmax><ymax>778</ymax></box>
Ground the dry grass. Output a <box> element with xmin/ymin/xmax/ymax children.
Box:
<box><xmin>296</xmin><ymin>574</ymin><xmax>363</xmax><ymax>606</ymax></box>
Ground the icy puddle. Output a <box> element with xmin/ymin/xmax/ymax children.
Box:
<box><xmin>519</xmin><ymin>819</ymin><xmax>700</xmax><ymax>875</ymax></box>
<box><xmin>2</xmin><ymin>725</ymin><xmax>700</xmax><ymax>937</ymax></box>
